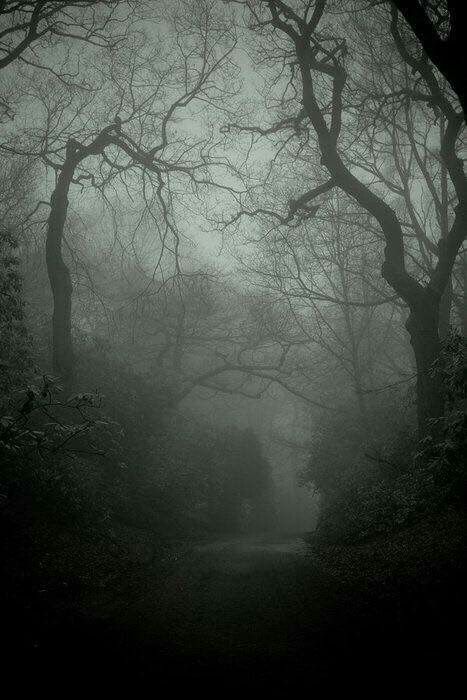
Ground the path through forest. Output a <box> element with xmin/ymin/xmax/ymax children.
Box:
<box><xmin>18</xmin><ymin>530</ymin><xmax>461</xmax><ymax>691</ymax></box>
<box><xmin>115</xmin><ymin>533</ymin><xmax>360</xmax><ymax>689</ymax></box>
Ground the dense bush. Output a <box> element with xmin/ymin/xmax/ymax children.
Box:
<box><xmin>1</xmin><ymin>250</ymin><xmax>276</xmax><ymax>641</ymax></box>
<box><xmin>304</xmin><ymin>332</ymin><xmax>466</xmax><ymax>544</ymax></box>
<box><xmin>414</xmin><ymin>331</ymin><xmax>467</xmax><ymax>505</ymax></box>
<box><xmin>0</xmin><ymin>232</ymin><xmax>32</xmax><ymax>390</ymax></box>
<box><xmin>1</xmin><ymin>348</ymin><xmax>276</xmax><ymax>554</ymax></box>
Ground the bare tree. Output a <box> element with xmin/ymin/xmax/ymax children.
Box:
<box><xmin>224</xmin><ymin>0</ymin><xmax>466</xmax><ymax>435</ymax></box>
<box><xmin>236</xmin><ymin>191</ymin><xmax>414</xmax><ymax>424</ymax></box>
<box><xmin>2</xmin><ymin>0</ymin><xmax>240</xmax><ymax>385</ymax></box>
<box><xmin>0</xmin><ymin>1</ymin><xmax>133</xmax><ymax>119</ymax></box>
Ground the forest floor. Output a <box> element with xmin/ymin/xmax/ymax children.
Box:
<box><xmin>6</xmin><ymin>516</ymin><xmax>465</xmax><ymax>692</ymax></box>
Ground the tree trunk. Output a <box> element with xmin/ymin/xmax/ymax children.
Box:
<box><xmin>46</xmin><ymin>165</ymin><xmax>75</xmax><ymax>385</ymax></box>
<box><xmin>461</xmin><ymin>252</ymin><xmax>467</xmax><ymax>338</ymax></box>
<box><xmin>275</xmin><ymin>14</ymin><xmax>466</xmax><ymax>437</ymax></box>
<box><xmin>391</xmin><ymin>1</ymin><xmax>467</xmax><ymax>126</ymax></box>
<box><xmin>406</xmin><ymin>299</ymin><xmax>444</xmax><ymax>436</ymax></box>
<box><xmin>438</xmin><ymin>275</ymin><xmax>453</xmax><ymax>339</ymax></box>
<box><xmin>438</xmin><ymin>118</ymin><xmax>452</xmax><ymax>340</ymax></box>
<box><xmin>44</xmin><ymin>132</ymin><xmax>112</xmax><ymax>386</ymax></box>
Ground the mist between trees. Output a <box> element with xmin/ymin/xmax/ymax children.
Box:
<box><xmin>0</xmin><ymin>0</ymin><xmax>466</xmax><ymax>689</ymax></box>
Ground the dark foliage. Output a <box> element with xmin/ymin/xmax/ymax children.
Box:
<box><xmin>304</xmin><ymin>332</ymin><xmax>466</xmax><ymax>545</ymax></box>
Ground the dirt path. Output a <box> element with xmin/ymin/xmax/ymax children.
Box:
<box><xmin>120</xmin><ymin>533</ymin><xmax>338</xmax><ymax>687</ymax></box>
<box><xmin>13</xmin><ymin>530</ymin><xmax>463</xmax><ymax>690</ymax></box>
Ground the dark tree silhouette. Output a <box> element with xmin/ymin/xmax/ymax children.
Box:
<box><xmin>226</xmin><ymin>0</ymin><xmax>466</xmax><ymax>435</ymax></box>
<box><xmin>390</xmin><ymin>0</ymin><xmax>467</xmax><ymax>122</ymax></box>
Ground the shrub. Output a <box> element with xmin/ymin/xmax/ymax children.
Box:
<box><xmin>307</xmin><ymin>332</ymin><xmax>466</xmax><ymax>544</ymax></box>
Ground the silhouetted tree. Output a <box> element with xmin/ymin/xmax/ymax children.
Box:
<box><xmin>225</xmin><ymin>1</ymin><xmax>466</xmax><ymax>436</ymax></box>
<box><xmin>390</xmin><ymin>0</ymin><xmax>467</xmax><ymax>122</ymax></box>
